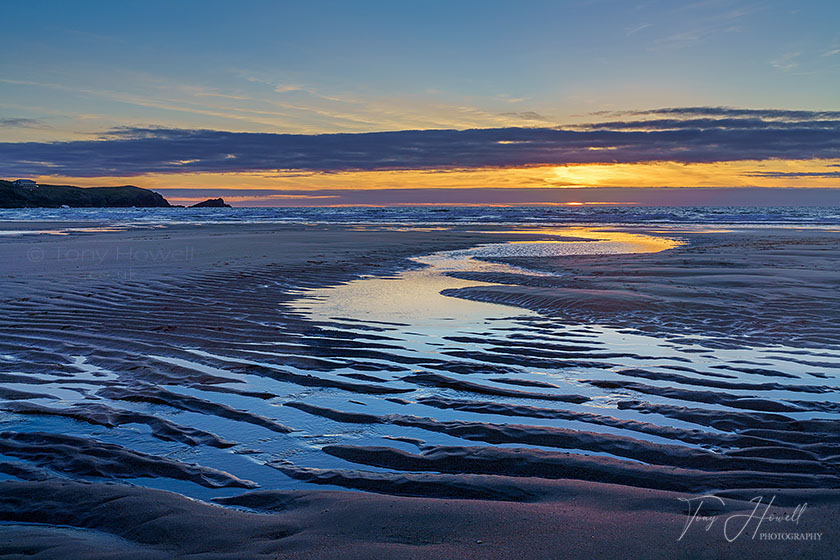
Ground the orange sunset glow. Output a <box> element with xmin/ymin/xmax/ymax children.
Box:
<box><xmin>27</xmin><ymin>158</ymin><xmax>840</xmax><ymax>206</ymax></box>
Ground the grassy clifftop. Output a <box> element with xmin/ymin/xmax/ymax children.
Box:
<box><xmin>0</xmin><ymin>181</ymin><xmax>171</xmax><ymax>208</ymax></box>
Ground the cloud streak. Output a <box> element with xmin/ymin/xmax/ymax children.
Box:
<box><xmin>743</xmin><ymin>171</ymin><xmax>840</xmax><ymax>178</ymax></box>
<box><xmin>1</xmin><ymin>107</ymin><xmax>839</xmax><ymax>177</ymax></box>
<box><xmin>0</xmin><ymin>118</ymin><xmax>47</xmax><ymax>129</ymax></box>
<box><xmin>593</xmin><ymin>107</ymin><xmax>840</xmax><ymax>120</ymax></box>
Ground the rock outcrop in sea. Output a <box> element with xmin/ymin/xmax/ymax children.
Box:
<box><xmin>189</xmin><ymin>197</ymin><xmax>232</xmax><ymax>208</ymax></box>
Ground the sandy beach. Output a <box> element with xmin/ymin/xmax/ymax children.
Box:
<box><xmin>0</xmin><ymin>221</ymin><xmax>838</xmax><ymax>558</ymax></box>
<box><xmin>4</xmin><ymin>1</ymin><xmax>840</xmax><ymax>557</ymax></box>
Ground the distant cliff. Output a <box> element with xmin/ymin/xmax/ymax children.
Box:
<box><xmin>0</xmin><ymin>181</ymin><xmax>171</xmax><ymax>208</ymax></box>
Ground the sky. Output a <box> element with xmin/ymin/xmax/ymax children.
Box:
<box><xmin>1</xmin><ymin>0</ymin><xmax>839</xmax><ymax>206</ymax></box>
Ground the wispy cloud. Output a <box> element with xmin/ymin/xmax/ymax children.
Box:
<box><xmin>0</xmin><ymin>75</ymin><xmax>551</xmax><ymax>135</ymax></box>
<box><xmin>0</xmin><ymin>117</ymin><xmax>48</xmax><ymax>128</ymax></box>
<box><xmin>592</xmin><ymin>106</ymin><xmax>840</xmax><ymax>120</ymax></box>
<box><xmin>770</xmin><ymin>51</ymin><xmax>801</xmax><ymax>71</ymax></box>
<box><xmin>499</xmin><ymin>111</ymin><xmax>550</xmax><ymax>121</ymax></box>
<box><xmin>625</xmin><ymin>23</ymin><xmax>652</xmax><ymax>37</ymax></box>
<box><xmin>274</xmin><ymin>84</ymin><xmax>305</xmax><ymax>93</ymax></box>
<box><xmin>651</xmin><ymin>1</ymin><xmax>754</xmax><ymax>50</ymax></box>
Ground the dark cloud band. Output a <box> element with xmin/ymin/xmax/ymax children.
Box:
<box><xmin>1</xmin><ymin>107</ymin><xmax>838</xmax><ymax>177</ymax></box>
<box><xmin>743</xmin><ymin>171</ymin><xmax>840</xmax><ymax>178</ymax></box>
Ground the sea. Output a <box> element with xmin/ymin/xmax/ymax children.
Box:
<box><xmin>1</xmin><ymin>205</ymin><xmax>840</xmax><ymax>227</ymax></box>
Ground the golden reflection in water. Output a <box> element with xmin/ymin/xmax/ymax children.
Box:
<box><xmin>293</xmin><ymin>227</ymin><xmax>681</xmax><ymax>324</ymax></box>
<box><xmin>480</xmin><ymin>227</ymin><xmax>682</xmax><ymax>254</ymax></box>
<box><xmin>293</xmin><ymin>266</ymin><xmax>518</xmax><ymax>325</ymax></box>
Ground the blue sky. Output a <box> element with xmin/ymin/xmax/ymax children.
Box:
<box><xmin>1</xmin><ymin>1</ymin><xmax>839</xmax><ymax>205</ymax></box>
<box><xmin>3</xmin><ymin>0</ymin><xmax>838</xmax><ymax>139</ymax></box>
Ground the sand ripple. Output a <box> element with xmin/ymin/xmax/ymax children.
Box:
<box><xmin>0</xmin><ymin>228</ymin><xmax>838</xmax><ymax>506</ymax></box>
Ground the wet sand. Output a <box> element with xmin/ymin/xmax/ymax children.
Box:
<box><xmin>0</xmin><ymin>222</ymin><xmax>838</xmax><ymax>558</ymax></box>
<box><xmin>1</xmin><ymin>479</ymin><xmax>838</xmax><ymax>559</ymax></box>
<box><xmin>444</xmin><ymin>227</ymin><xmax>840</xmax><ymax>348</ymax></box>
